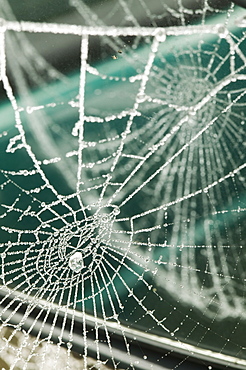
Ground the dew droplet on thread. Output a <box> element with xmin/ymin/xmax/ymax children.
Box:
<box><xmin>69</xmin><ymin>251</ymin><xmax>84</xmax><ymax>272</ymax></box>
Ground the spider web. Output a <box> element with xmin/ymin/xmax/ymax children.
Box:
<box><xmin>0</xmin><ymin>0</ymin><xmax>246</xmax><ymax>369</ymax></box>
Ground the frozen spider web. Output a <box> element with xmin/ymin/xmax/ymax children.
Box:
<box><xmin>0</xmin><ymin>0</ymin><xmax>246</xmax><ymax>369</ymax></box>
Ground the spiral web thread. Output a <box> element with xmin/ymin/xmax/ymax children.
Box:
<box><xmin>0</xmin><ymin>1</ymin><xmax>246</xmax><ymax>369</ymax></box>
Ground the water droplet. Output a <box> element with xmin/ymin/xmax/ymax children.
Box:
<box><xmin>113</xmin><ymin>206</ymin><xmax>120</xmax><ymax>215</ymax></box>
<box><xmin>156</xmin><ymin>30</ymin><xmax>166</xmax><ymax>42</ymax></box>
<box><xmin>137</xmin><ymin>93</ymin><xmax>146</xmax><ymax>103</ymax></box>
<box><xmin>69</xmin><ymin>252</ymin><xmax>84</xmax><ymax>272</ymax></box>
<box><xmin>217</xmin><ymin>26</ymin><xmax>228</xmax><ymax>38</ymax></box>
<box><xmin>101</xmin><ymin>214</ymin><xmax>109</xmax><ymax>223</ymax></box>
<box><xmin>26</xmin><ymin>106</ymin><xmax>34</xmax><ymax>114</ymax></box>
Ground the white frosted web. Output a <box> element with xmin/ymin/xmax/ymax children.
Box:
<box><xmin>70</xmin><ymin>0</ymin><xmax>232</xmax><ymax>27</ymax></box>
<box><xmin>0</xmin><ymin>1</ymin><xmax>246</xmax><ymax>369</ymax></box>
